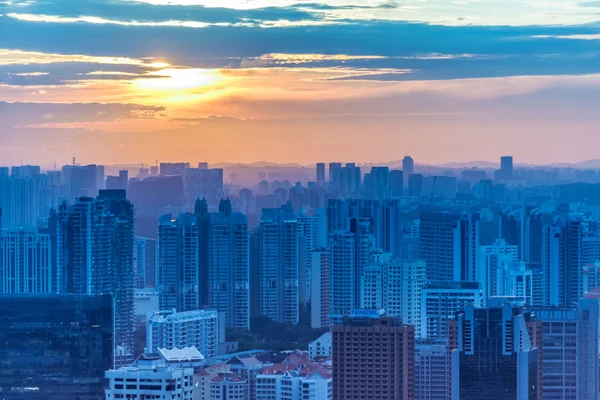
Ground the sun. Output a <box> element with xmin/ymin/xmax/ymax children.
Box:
<box><xmin>136</xmin><ymin>68</ymin><xmax>222</xmax><ymax>91</ymax></box>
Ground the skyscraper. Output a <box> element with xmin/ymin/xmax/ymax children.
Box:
<box><xmin>297</xmin><ymin>209</ymin><xmax>328</xmax><ymax>306</ymax></box>
<box><xmin>415</xmin><ymin>340</ymin><xmax>451</xmax><ymax>400</ymax></box>
<box><xmin>259</xmin><ymin>204</ymin><xmax>299</xmax><ymax>324</ymax></box>
<box><xmin>0</xmin><ymin>294</ymin><xmax>113</xmax><ymax>400</ymax></box>
<box><xmin>419</xmin><ymin>211</ymin><xmax>479</xmax><ymax>282</ymax></box>
<box><xmin>134</xmin><ymin>236</ymin><xmax>158</xmax><ymax>289</ymax></box>
<box><xmin>478</xmin><ymin>238</ymin><xmax>519</xmax><ymax>303</ymax></box>
<box><xmin>0</xmin><ymin>169</ymin><xmax>44</xmax><ymax>229</ymax></box>
<box><xmin>364</xmin><ymin>166</ymin><xmax>391</xmax><ymax>199</ymax></box>
<box><xmin>328</xmin><ymin>162</ymin><xmax>342</xmax><ymax>184</ymax></box>
<box><xmin>157</xmin><ymin>213</ymin><xmax>199</xmax><ymax>312</ymax></box>
<box><xmin>500</xmin><ymin>156</ymin><xmax>514</xmax><ymax>180</ymax></box>
<box><xmin>421</xmin><ymin>281</ymin><xmax>482</xmax><ymax>339</ymax></box>
<box><xmin>329</xmin><ymin>231</ymin><xmax>356</xmax><ymax>325</ymax></box>
<box><xmin>451</xmin><ymin>303</ymin><xmax>539</xmax><ymax>400</ymax></box>
<box><xmin>310</xmin><ymin>249</ymin><xmax>330</xmax><ymax>329</ymax></box>
<box><xmin>183</xmin><ymin>166</ymin><xmax>224</xmax><ymax>206</ymax></box>
<box><xmin>528</xmin><ymin>299</ymin><xmax>600</xmax><ymax>400</ymax></box>
<box><xmin>408</xmin><ymin>174</ymin><xmax>423</xmax><ymax>197</ymax></box>
<box><xmin>390</xmin><ymin>169</ymin><xmax>404</xmax><ymax>198</ymax></box>
<box><xmin>420</xmin><ymin>211</ymin><xmax>460</xmax><ymax>282</ymax></box>
<box><xmin>333</xmin><ymin>316</ymin><xmax>415</xmax><ymax>400</ymax></box>
<box><xmin>316</xmin><ymin>162</ymin><xmax>326</xmax><ymax>185</ymax></box>
<box><xmin>403</xmin><ymin>156</ymin><xmax>415</xmax><ymax>176</ymax></box>
<box><xmin>0</xmin><ymin>228</ymin><xmax>51</xmax><ymax>293</ymax></box>
<box><xmin>53</xmin><ymin>190</ymin><xmax>135</xmax><ymax>366</ymax></box>
<box><xmin>61</xmin><ymin>163</ymin><xmax>105</xmax><ymax>200</ymax></box>
<box><xmin>208</xmin><ymin>199</ymin><xmax>250</xmax><ymax>329</ymax></box>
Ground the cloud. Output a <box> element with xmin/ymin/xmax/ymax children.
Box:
<box><xmin>12</xmin><ymin>71</ymin><xmax>49</xmax><ymax>76</ymax></box>
<box><xmin>0</xmin><ymin>102</ymin><xmax>165</xmax><ymax>127</ymax></box>
<box><xmin>0</xmin><ymin>48</ymin><xmax>166</xmax><ymax>67</ymax></box>
<box><xmin>240</xmin><ymin>53</ymin><xmax>388</xmax><ymax>67</ymax></box>
<box><xmin>532</xmin><ymin>34</ymin><xmax>600</xmax><ymax>40</ymax></box>
<box><xmin>6</xmin><ymin>12</ymin><xmax>347</xmax><ymax>29</ymax></box>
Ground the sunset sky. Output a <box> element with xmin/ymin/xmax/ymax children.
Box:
<box><xmin>2</xmin><ymin>0</ymin><xmax>600</xmax><ymax>167</ymax></box>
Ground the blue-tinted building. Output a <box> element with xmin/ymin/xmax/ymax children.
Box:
<box><xmin>0</xmin><ymin>294</ymin><xmax>114</xmax><ymax>400</ymax></box>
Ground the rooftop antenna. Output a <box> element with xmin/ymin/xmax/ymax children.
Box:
<box><xmin>72</xmin><ymin>157</ymin><xmax>76</xmax><ymax>166</ymax></box>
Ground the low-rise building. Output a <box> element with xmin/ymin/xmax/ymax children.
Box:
<box><xmin>105</xmin><ymin>354</ymin><xmax>194</xmax><ymax>400</ymax></box>
<box><xmin>210</xmin><ymin>373</ymin><xmax>247</xmax><ymax>400</ymax></box>
<box><xmin>256</xmin><ymin>364</ymin><xmax>332</xmax><ymax>400</ymax></box>
<box><xmin>308</xmin><ymin>332</ymin><xmax>332</xmax><ymax>359</ymax></box>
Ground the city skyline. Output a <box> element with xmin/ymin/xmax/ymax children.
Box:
<box><xmin>4</xmin><ymin>1</ymin><xmax>600</xmax><ymax>165</ymax></box>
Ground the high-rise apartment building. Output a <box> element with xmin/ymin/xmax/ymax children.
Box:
<box><xmin>0</xmin><ymin>228</ymin><xmax>51</xmax><ymax>293</ymax></box>
<box><xmin>332</xmin><ymin>316</ymin><xmax>415</xmax><ymax>400</ymax></box>
<box><xmin>479</xmin><ymin>238</ymin><xmax>519</xmax><ymax>303</ymax></box>
<box><xmin>51</xmin><ymin>190</ymin><xmax>134</xmax><ymax>366</ymax></box>
<box><xmin>329</xmin><ymin>231</ymin><xmax>356</xmax><ymax>325</ymax></box>
<box><xmin>160</xmin><ymin>162</ymin><xmax>190</xmax><ymax>176</ymax></box>
<box><xmin>528</xmin><ymin>299</ymin><xmax>600</xmax><ymax>400</ymax></box>
<box><xmin>403</xmin><ymin>156</ymin><xmax>415</xmax><ymax>177</ymax></box>
<box><xmin>408</xmin><ymin>174</ymin><xmax>423</xmax><ymax>197</ymax></box>
<box><xmin>61</xmin><ymin>163</ymin><xmax>104</xmax><ymax>200</ymax></box>
<box><xmin>364</xmin><ymin>166</ymin><xmax>391</xmax><ymax>199</ymax></box>
<box><xmin>0</xmin><ymin>169</ymin><xmax>44</xmax><ymax>229</ymax></box>
<box><xmin>499</xmin><ymin>156</ymin><xmax>514</xmax><ymax>180</ymax></box>
<box><xmin>310</xmin><ymin>249</ymin><xmax>331</xmax><ymax>329</ymax></box>
<box><xmin>330</xmin><ymin>163</ymin><xmax>361</xmax><ymax>195</ymax></box>
<box><xmin>328</xmin><ymin>162</ymin><xmax>342</xmax><ymax>184</ymax></box>
<box><xmin>420</xmin><ymin>211</ymin><xmax>480</xmax><ymax>282</ymax></box>
<box><xmin>297</xmin><ymin>209</ymin><xmax>328</xmax><ymax>306</ymax></box>
<box><xmin>134</xmin><ymin>236</ymin><xmax>158</xmax><ymax>288</ymax></box>
<box><xmin>390</xmin><ymin>169</ymin><xmax>404</xmax><ymax>198</ymax></box>
<box><xmin>316</xmin><ymin>162</ymin><xmax>326</xmax><ymax>185</ymax></box>
<box><xmin>401</xmin><ymin>259</ymin><xmax>427</xmax><ymax>332</ymax></box>
<box><xmin>158</xmin><ymin>213</ymin><xmax>199</xmax><ymax>312</ymax></box>
<box><xmin>208</xmin><ymin>199</ymin><xmax>250</xmax><ymax>329</ymax></box>
<box><xmin>259</xmin><ymin>204</ymin><xmax>299</xmax><ymax>324</ymax></box>
<box><xmin>421</xmin><ymin>281</ymin><xmax>482</xmax><ymax>339</ymax></box>
<box><xmin>415</xmin><ymin>340</ymin><xmax>451</xmax><ymax>400</ymax></box>
<box><xmin>183</xmin><ymin>165</ymin><xmax>224</xmax><ymax>206</ymax></box>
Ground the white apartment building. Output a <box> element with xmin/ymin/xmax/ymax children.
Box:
<box><xmin>256</xmin><ymin>366</ymin><xmax>332</xmax><ymax>400</ymax></box>
<box><xmin>308</xmin><ymin>332</ymin><xmax>332</xmax><ymax>359</ymax></box>
<box><xmin>147</xmin><ymin>309</ymin><xmax>219</xmax><ymax>358</ymax></box>
<box><xmin>105</xmin><ymin>354</ymin><xmax>194</xmax><ymax>400</ymax></box>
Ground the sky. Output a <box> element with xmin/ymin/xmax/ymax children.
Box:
<box><xmin>2</xmin><ymin>0</ymin><xmax>600</xmax><ymax>167</ymax></box>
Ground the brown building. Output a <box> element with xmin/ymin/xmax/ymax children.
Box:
<box><xmin>332</xmin><ymin>316</ymin><xmax>415</xmax><ymax>400</ymax></box>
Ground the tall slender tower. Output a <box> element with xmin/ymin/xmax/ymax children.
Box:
<box><xmin>259</xmin><ymin>203</ymin><xmax>299</xmax><ymax>324</ymax></box>
<box><xmin>208</xmin><ymin>199</ymin><xmax>250</xmax><ymax>329</ymax></box>
<box><xmin>157</xmin><ymin>213</ymin><xmax>199</xmax><ymax>312</ymax></box>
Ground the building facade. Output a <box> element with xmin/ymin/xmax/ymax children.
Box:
<box><xmin>0</xmin><ymin>294</ymin><xmax>113</xmax><ymax>400</ymax></box>
<box><xmin>332</xmin><ymin>316</ymin><xmax>415</xmax><ymax>400</ymax></box>
<box><xmin>147</xmin><ymin>309</ymin><xmax>219</xmax><ymax>359</ymax></box>
<box><xmin>105</xmin><ymin>354</ymin><xmax>194</xmax><ymax>400</ymax></box>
